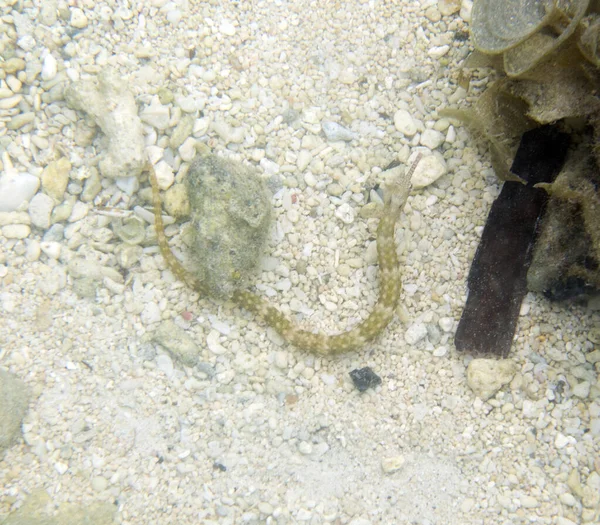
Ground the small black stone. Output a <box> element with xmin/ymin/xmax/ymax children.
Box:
<box><xmin>349</xmin><ymin>367</ymin><xmax>382</xmax><ymax>392</ymax></box>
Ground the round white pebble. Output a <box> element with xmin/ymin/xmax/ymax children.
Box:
<box><xmin>405</xmin><ymin>323</ymin><xmax>428</xmax><ymax>345</ymax></box>
<box><xmin>411</xmin><ymin>154</ymin><xmax>448</xmax><ymax>189</ymax></box>
<box><xmin>394</xmin><ymin>109</ymin><xmax>417</xmax><ymax>136</ymax></box>
<box><xmin>420</xmin><ymin>129</ymin><xmax>445</xmax><ymax>150</ymax></box>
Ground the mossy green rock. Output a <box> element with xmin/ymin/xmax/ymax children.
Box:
<box><xmin>186</xmin><ymin>153</ymin><xmax>272</xmax><ymax>298</ymax></box>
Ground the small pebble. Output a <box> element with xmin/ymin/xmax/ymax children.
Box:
<box><xmin>572</xmin><ymin>381</ymin><xmax>591</xmax><ymax>399</ymax></box>
<box><xmin>520</xmin><ymin>495</ymin><xmax>539</xmax><ymax>508</ymax></box>
<box><xmin>70</xmin><ymin>7</ymin><xmax>89</xmax><ymax>28</ymax></box>
<box><xmin>2</xmin><ymin>224</ymin><xmax>31</xmax><ymax>239</ymax></box>
<box><xmin>404</xmin><ymin>323</ymin><xmax>428</xmax><ymax>345</ymax></box>
<box><xmin>394</xmin><ymin>109</ymin><xmax>417</xmax><ymax>136</ymax></box>
<box><xmin>428</xmin><ymin>45</ymin><xmax>450</xmax><ymax>58</ymax></box>
<box><xmin>91</xmin><ymin>476</ymin><xmax>108</xmax><ymax>492</ymax></box>
<box><xmin>220</xmin><ymin>21</ymin><xmax>236</xmax><ymax>35</ymax></box>
<box><xmin>40</xmin><ymin>241</ymin><xmax>61</xmax><ymax>259</ymax></box>
<box><xmin>438</xmin><ymin>317</ymin><xmax>454</xmax><ymax>332</ymax></box>
<box><xmin>298</xmin><ymin>441</ymin><xmax>313</xmax><ymax>455</ymax></box>
<box><xmin>381</xmin><ymin>455</ymin><xmax>406</xmax><ymax>474</ymax></box>
<box><xmin>321</xmin><ymin>120</ymin><xmax>357</xmax><ymax>142</ymax></box>
<box><xmin>411</xmin><ymin>154</ymin><xmax>447</xmax><ymax>189</ymax></box>
<box><xmin>349</xmin><ymin>367</ymin><xmax>382</xmax><ymax>392</ymax></box>
<box><xmin>335</xmin><ymin>202</ymin><xmax>355</xmax><ymax>224</ymax></box>
<box><xmin>28</xmin><ymin>193</ymin><xmax>54</xmax><ymax>229</ymax></box>
<box><xmin>433</xmin><ymin>346</ymin><xmax>448</xmax><ymax>357</ymax></box>
<box><xmin>0</xmin><ymin>169</ymin><xmax>40</xmax><ymax>213</ymax></box>
<box><xmin>41</xmin><ymin>54</ymin><xmax>58</xmax><ymax>81</ymax></box>
<box><xmin>555</xmin><ymin>433</ymin><xmax>573</xmax><ymax>449</ymax></box>
<box><xmin>156</xmin><ymin>354</ymin><xmax>174</xmax><ymax>376</ymax></box>
<box><xmin>420</xmin><ymin>129</ymin><xmax>444</xmax><ymax>150</ymax></box>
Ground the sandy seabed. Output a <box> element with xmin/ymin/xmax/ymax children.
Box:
<box><xmin>0</xmin><ymin>1</ymin><xmax>598</xmax><ymax>524</ymax></box>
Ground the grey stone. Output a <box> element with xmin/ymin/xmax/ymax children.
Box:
<box><xmin>0</xmin><ymin>369</ymin><xmax>29</xmax><ymax>453</ymax></box>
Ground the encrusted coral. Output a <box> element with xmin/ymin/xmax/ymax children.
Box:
<box><xmin>64</xmin><ymin>67</ymin><xmax>145</xmax><ymax>179</ymax></box>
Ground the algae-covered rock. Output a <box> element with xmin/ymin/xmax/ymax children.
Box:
<box><xmin>185</xmin><ymin>153</ymin><xmax>272</xmax><ymax>298</ymax></box>
<box><xmin>0</xmin><ymin>369</ymin><xmax>29</xmax><ymax>453</ymax></box>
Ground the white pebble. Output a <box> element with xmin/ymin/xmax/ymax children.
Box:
<box><xmin>141</xmin><ymin>99</ymin><xmax>170</xmax><ymax>130</ymax></box>
<box><xmin>91</xmin><ymin>476</ymin><xmax>108</xmax><ymax>492</ymax></box>
<box><xmin>179</xmin><ymin>137</ymin><xmax>197</xmax><ymax>162</ymax></box>
<box><xmin>274</xmin><ymin>351</ymin><xmax>288</xmax><ymax>369</ymax></box>
<box><xmin>40</xmin><ymin>241</ymin><xmax>61</xmax><ymax>259</ymax></box>
<box><xmin>260</xmin><ymin>158</ymin><xmax>280</xmax><ymax>177</ymax></box>
<box><xmin>428</xmin><ymin>45</ymin><xmax>450</xmax><ymax>58</ymax></box>
<box><xmin>154</xmin><ymin>160</ymin><xmax>174</xmax><ymax>190</ymax></box>
<box><xmin>405</xmin><ymin>323</ymin><xmax>428</xmax><ymax>345</ymax></box>
<box><xmin>298</xmin><ymin>441</ymin><xmax>313</xmax><ymax>455</ymax></box>
<box><xmin>439</xmin><ymin>0</ymin><xmax>461</xmax><ymax>15</ymax></box>
<box><xmin>394</xmin><ymin>109</ymin><xmax>417</xmax><ymax>136</ymax></box>
<box><xmin>520</xmin><ymin>495</ymin><xmax>538</xmax><ymax>508</ymax></box>
<box><xmin>572</xmin><ymin>381</ymin><xmax>591</xmax><ymax>399</ymax></box>
<box><xmin>28</xmin><ymin>192</ymin><xmax>54</xmax><ymax>229</ymax></box>
<box><xmin>220</xmin><ymin>21</ymin><xmax>236</xmax><ymax>36</ymax></box>
<box><xmin>381</xmin><ymin>455</ymin><xmax>406</xmax><ymax>473</ymax></box>
<box><xmin>433</xmin><ymin>346</ymin><xmax>448</xmax><ymax>357</ymax></box>
<box><xmin>156</xmin><ymin>354</ymin><xmax>174</xmax><ymax>376</ymax></box>
<box><xmin>298</xmin><ymin>150</ymin><xmax>313</xmax><ymax>172</ymax></box>
<box><xmin>166</xmin><ymin>9</ymin><xmax>182</xmax><ymax>24</ymax></box>
<box><xmin>335</xmin><ymin>202</ymin><xmax>355</xmax><ymax>224</ymax></box>
<box><xmin>460</xmin><ymin>498</ymin><xmax>475</xmax><ymax>513</ymax></box>
<box><xmin>460</xmin><ymin>0</ymin><xmax>473</xmax><ymax>22</ymax></box>
<box><xmin>555</xmin><ymin>432</ymin><xmax>573</xmax><ymax>449</ymax></box>
<box><xmin>41</xmin><ymin>54</ymin><xmax>58</xmax><ymax>81</ymax></box>
<box><xmin>141</xmin><ymin>302</ymin><xmax>162</xmax><ymax>325</ymax></box>
<box><xmin>0</xmin><ymin>170</ymin><xmax>40</xmax><ymax>212</ymax></box>
<box><xmin>438</xmin><ymin>317</ymin><xmax>454</xmax><ymax>332</ymax></box>
<box><xmin>68</xmin><ymin>201</ymin><xmax>89</xmax><ymax>222</ymax></box>
<box><xmin>420</xmin><ymin>129</ymin><xmax>444</xmax><ymax>149</ymax></box>
<box><xmin>411</xmin><ymin>154</ymin><xmax>448</xmax><ymax>189</ymax></box>
<box><xmin>446</xmin><ymin>125</ymin><xmax>456</xmax><ymax>143</ymax></box>
<box><xmin>556</xmin><ymin>519</ymin><xmax>578</xmax><ymax>525</ymax></box>
<box><xmin>26</xmin><ymin>240</ymin><xmax>41</xmax><ymax>261</ymax></box>
<box><xmin>321</xmin><ymin>120</ymin><xmax>357</xmax><ymax>142</ymax></box>
<box><xmin>116</xmin><ymin>176</ymin><xmax>139</xmax><ymax>196</ymax></box>
<box><xmin>304</xmin><ymin>172</ymin><xmax>317</xmax><ymax>187</ymax></box>
<box><xmin>213</xmin><ymin>120</ymin><xmax>245</xmax><ymax>144</ymax></box>
<box><xmin>54</xmin><ymin>462</ymin><xmax>68</xmax><ymax>475</ymax></box>
<box><xmin>70</xmin><ymin>7</ymin><xmax>88</xmax><ymax>28</ymax></box>
<box><xmin>2</xmin><ymin>224</ymin><xmax>30</xmax><ymax>239</ymax></box>
<box><xmin>0</xmin><ymin>95</ymin><xmax>23</xmax><ymax>110</ymax></box>
<box><xmin>559</xmin><ymin>493</ymin><xmax>577</xmax><ymax>506</ymax></box>
<box><xmin>207</xmin><ymin>330</ymin><xmax>227</xmax><ymax>355</ymax></box>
